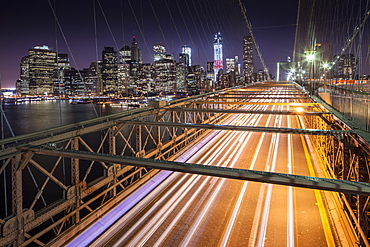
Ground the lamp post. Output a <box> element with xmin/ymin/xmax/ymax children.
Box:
<box><xmin>322</xmin><ymin>63</ymin><xmax>329</xmax><ymax>91</ymax></box>
<box><xmin>304</xmin><ymin>50</ymin><xmax>316</xmax><ymax>94</ymax></box>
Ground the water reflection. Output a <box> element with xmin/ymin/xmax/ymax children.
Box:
<box><xmin>1</xmin><ymin>100</ymin><xmax>126</xmax><ymax>138</ymax></box>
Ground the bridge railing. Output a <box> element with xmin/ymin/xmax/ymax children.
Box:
<box><xmin>298</xmin><ymin>86</ymin><xmax>370</xmax><ymax>245</ymax></box>
<box><xmin>0</xmin><ymin>90</ymin><xmax>237</xmax><ymax>246</ymax></box>
<box><xmin>300</xmin><ymin>79</ymin><xmax>370</xmax><ymax>133</ymax></box>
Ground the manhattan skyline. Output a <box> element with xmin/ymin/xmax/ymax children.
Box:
<box><xmin>0</xmin><ymin>0</ymin><xmax>298</xmax><ymax>88</ymax></box>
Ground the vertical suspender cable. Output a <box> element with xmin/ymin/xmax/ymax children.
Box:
<box><xmin>237</xmin><ymin>0</ymin><xmax>271</xmax><ymax>81</ymax></box>
<box><xmin>293</xmin><ymin>0</ymin><xmax>301</xmax><ymax>64</ymax></box>
<box><xmin>0</xmin><ymin>75</ymin><xmax>7</xmax><ymax>216</ymax></box>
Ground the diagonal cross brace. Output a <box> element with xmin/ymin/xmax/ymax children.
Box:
<box><xmin>19</xmin><ymin>146</ymin><xmax>370</xmax><ymax>196</ymax></box>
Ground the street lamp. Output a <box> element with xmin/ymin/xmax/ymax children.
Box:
<box><xmin>304</xmin><ymin>50</ymin><xmax>317</xmax><ymax>93</ymax></box>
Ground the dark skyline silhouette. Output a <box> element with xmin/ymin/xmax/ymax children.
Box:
<box><xmin>0</xmin><ymin>0</ymin><xmax>297</xmax><ymax>88</ymax></box>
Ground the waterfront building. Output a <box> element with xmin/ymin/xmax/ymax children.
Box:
<box><xmin>101</xmin><ymin>47</ymin><xmax>118</xmax><ymax>93</ymax></box>
<box><xmin>85</xmin><ymin>62</ymin><xmax>99</xmax><ymax>94</ymax></box>
<box><xmin>63</xmin><ymin>68</ymin><xmax>88</xmax><ymax>95</ymax></box>
<box><xmin>18</xmin><ymin>45</ymin><xmax>57</xmax><ymax>95</ymax></box>
<box><xmin>181</xmin><ymin>45</ymin><xmax>192</xmax><ymax>66</ymax></box>
<box><xmin>17</xmin><ymin>56</ymin><xmax>30</xmax><ymax>95</ymax></box>
<box><xmin>213</xmin><ymin>32</ymin><xmax>223</xmax><ymax>81</ymax></box>
<box><xmin>53</xmin><ymin>53</ymin><xmax>71</xmax><ymax>95</ymax></box>
<box><xmin>243</xmin><ymin>35</ymin><xmax>254</xmax><ymax>82</ymax></box>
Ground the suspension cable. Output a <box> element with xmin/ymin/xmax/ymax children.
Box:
<box><xmin>237</xmin><ymin>0</ymin><xmax>271</xmax><ymax>80</ymax></box>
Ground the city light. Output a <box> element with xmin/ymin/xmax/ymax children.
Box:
<box><xmin>295</xmin><ymin>106</ymin><xmax>304</xmax><ymax>113</ymax></box>
<box><xmin>322</xmin><ymin>63</ymin><xmax>329</xmax><ymax>69</ymax></box>
<box><xmin>306</xmin><ymin>53</ymin><xmax>315</xmax><ymax>61</ymax></box>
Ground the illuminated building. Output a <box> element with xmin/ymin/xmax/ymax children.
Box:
<box><xmin>63</xmin><ymin>68</ymin><xmax>88</xmax><ymax>95</ymax></box>
<box><xmin>131</xmin><ymin>37</ymin><xmax>142</xmax><ymax>64</ymax></box>
<box><xmin>206</xmin><ymin>61</ymin><xmax>214</xmax><ymax>80</ymax></box>
<box><xmin>136</xmin><ymin>63</ymin><xmax>153</xmax><ymax>94</ymax></box>
<box><xmin>177</xmin><ymin>54</ymin><xmax>188</xmax><ymax>92</ymax></box>
<box><xmin>119</xmin><ymin>45</ymin><xmax>132</xmax><ymax>63</ymax></box>
<box><xmin>153</xmin><ymin>58</ymin><xmax>176</xmax><ymax>93</ymax></box>
<box><xmin>153</xmin><ymin>43</ymin><xmax>166</xmax><ymax>61</ymax></box>
<box><xmin>243</xmin><ymin>35</ymin><xmax>254</xmax><ymax>81</ymax></box>
<box><xmin>85</xmin><ymin>62</ymin><xmax>99</xmax><ymax>94</ymax></box>
<box><xmin>117</xmin><ymin>63</ymin><xmax>130</xmax><ymax>94</ymax></box>
<box><xmin>101</xmin><ymin>46</ymin><xmax>118</xmax><ymax>93</ymax></box>
<box><xmin>179</xmin><ymin>53</ymin><xmax>189</xmax><ymax>66</ymax></box>
<box><xmin>53</xmin><ymin>53</ymin><xmax>71</xmax><ymax>95</ymax></box>
<box><xmin>334</xmin><ymin>54</ymin><xmax>357</xmax><ymax>79</ymax></box>
<box><xmin>181</xmin><ymin>45</ymin><xmax>192</xmax><ymax>66</ymax></box>
<box><xmin>18</xmin><ymin>45</ymin><xmax>57</xmax><ymax>95</ymax></box>
<box><xmin>213</xmin><ymin>32</ymin><xmax>223</xmax><ymax>81</ymax></box>
<box><xmin>187</xmin><ymin>65</ymin><xmax>204</xmax><ymax>94</ymax></box>
<box><xmin>226</xmin><ymin>56</ymin><xmax>238</xmax><ymax>73</ymax></box>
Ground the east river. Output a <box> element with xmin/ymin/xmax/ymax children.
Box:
<box><xmin>1</xmin><ymin>100</ymin><xmax>126</xmax><ymax>138</ymax></box>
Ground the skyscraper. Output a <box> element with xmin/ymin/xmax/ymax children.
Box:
<box><xmin>226</xmin><ymin>56</ymin><xmax>238</xmax><ymax>74</ymax></box>
<box><xmin>119</xmin><ymin>45</ymin><xmax>132</xmax><ymax>63</ymax></box>
<box><xmin>181</xmin><ymin>45</ymin><xmax>192</xmax><ymax>66</ymax></box>
<box><xmin>19</xmin><ymin>45</ymin><xmax>57</xmax><ymax>95</ymax></box>
<box><xmin>213</xmin><ymin>32</ymin><xmax>223</xmax><ymax>81</ymax></box>
<box><xmin>54</xmin><ymin>53</ymin><xmax>71</xmax><ymax>95</ymax></box>
<box><xmin>243</xmin><ymin>36</ymin><xmax>254</xmax><ymax>81</ymax></box>
<box><xmin>153</xmin><ymin>43</ymin><xmax>166</xmax><ymax>61</ymax></box>
<box><xmin>334</xmin><ymin>54</ymin><xmax>357</xmax><ymax>79</ymax></box>
<box><xmin>101</xmin><ymin>46</ymin><xmax>118</xmax><ymax>93</ymax></box>
<box><xmin>179</xmin><ymin>53</ymin><xmax>189</xmax><ymax>66</ymax></box>
<box><xmin>131</xmin><ymin>37</ymin><xmax>142</xmax><ymax>64</ymax></box>
<box><xmin>206</xmin><ymin>61</ymin><xmax>214</xmax><ymax>80</ymax></box>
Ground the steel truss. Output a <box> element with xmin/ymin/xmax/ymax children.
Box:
<box><xmin>0</xmin><ymin>82</ymin><xmax>369</xmax><ymax>246</ymax></box>
<box><xmin>0</xmin><ymin>89</ymin><xmax>239</xmax><ymax>246</ymax></box>
<box><xmin>301</xmin><ymin>99</ymin><xmax>370</xmax><ymax>245</ymax></box>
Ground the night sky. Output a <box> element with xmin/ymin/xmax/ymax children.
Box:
<box><xmin>0</xmin><ymin>0</ymin><xmax>298</xmax><ymax>88</ymax></box>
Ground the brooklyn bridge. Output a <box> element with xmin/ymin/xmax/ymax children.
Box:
<box><xmin>1</xmin><ymin>0</ymin><xmax>370</xmax><ymax>246</ymax></box>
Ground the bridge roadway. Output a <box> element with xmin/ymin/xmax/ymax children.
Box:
<box><xmin>68</xmin><ymin>85</ymin><xmax>348</xmax><ymax>246</ymax></box>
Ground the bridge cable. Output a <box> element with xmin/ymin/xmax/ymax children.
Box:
<box><xmin>48</xmin><ymin>0</ymin><xmax>100</xmax><ymax>118</ymax></box>
<box><xmin>292</xmin><ymin>0</ymin><xmax>302</xmax><ymax>63</ymax></box>
<box><xmin>127</xmin><ymin>0</ymin><xmax>152</xmax><ymax>61</ymax></box>
<box><xmin>237</xmin><ymin>0</ymin><xmax>271</xmax><ymax>80</ymax></box>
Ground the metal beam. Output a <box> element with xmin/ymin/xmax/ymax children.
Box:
<box><xmin>167</xmin><ymin>107</ymin><xmax>329</xmax><ymax>116</ymax></box>
<box><xmin>222</xmin><ymin>93</ymin><xmax>306</xmax><ymax>95</ymax></box>
<box><xmin>0</xmin><ymin>108</ymin><xmax>159</xmax><ymax>159</ymax></box>
<box><xmin>123</xmin><ymin>121</ymin><xmax>349</xmax><ymax>136</ymax></box>
<box><xmin>208</xmin><ymin>96</ymin><xmax>311</xmax><ymax>100</ymax></box>
<box><xmin>21</xmin><ymin>147</ymin><xmax>370</xmax><ymax>196</ymax></box>
<box><xmin>192</xmin><ymin>101</ymin><xmax>320</xmax><ymax>106</ymax></box>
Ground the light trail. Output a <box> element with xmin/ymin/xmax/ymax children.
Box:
<box><xmin>108</xmin><ymin>110</ymin><xmax>257</xmax><ymax>246</ymax></box>
<box><xmin>68</xmin><ymin>99</ymin><xmax>252</xmax><ymax>247</ymax></box>
<box><xmin>180</xmin><ymin>115</ymin><xmax>258</xmax><ymax>246</ymax></box>
<box><xmin>136</xmin><ymin>111</ymin><xmax>261</xmax><ymax>246</ymax></box>
<box><xmin>248</xmin><ymin>105</ymin><xmax>276</xmax><ymax>247</ymax></box>
<box><xmin>287</xmin><ymin>112</ymin><xmax>295</xmax><ymax>247</ymax></box>
<box><xmin>73</xmin><ymin>86</ymin><xmax>342</xmax><ymax>246</ymax></box>
<box><xmin>257</xmin><ymin>105</ymin><xmax>283</xmax><ymax>246</ymax></box>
